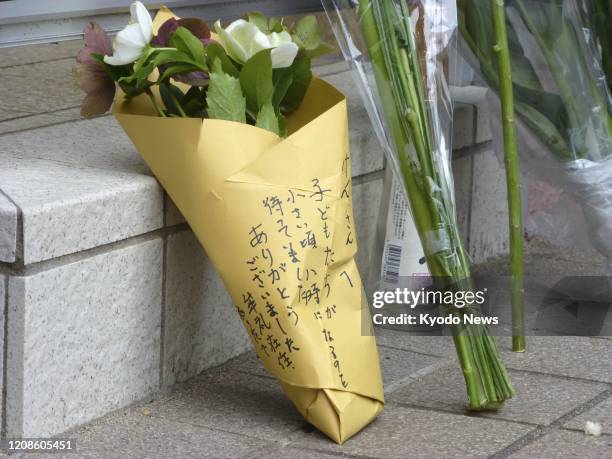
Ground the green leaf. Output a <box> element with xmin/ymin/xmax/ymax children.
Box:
<box><xmin>181</xmin><ymin>86</ymin><xmax>206</xmax><ymax>117</ymax></box>
<box><xmin>277</xmin><ymin>111</ymin><xmax>287</xmax><ymax>137</ymax></box>
<box><xmin>157</xmin><ymin>63</ymin><xmax>198</xmax><ymax>82</ymax></box>
<box><xmin>206</xmin><ymin>42</ymin><xmax>239</xmax><ymax>77</ymax></box>
<box><xmin>246</xmin><ymin>12</ymin><xmax>283</xmax><ymax>34</ymax></box>
<box><xmin>170</xmin><ymin>26</ymin><xmax>205</xmax><ymax>65</ymax></box>
<box><xmin>239</xmin><ymin>49</ymin><xmax>274</xmax><ymax>113</ymax></box>
<box><xmin>280</xmin><ymin>57</ymin><xmax>312</xmax><ymax>113</ymax></box>
<box><xmin>272</xmin><ymin>67</ymin><xmax>293</xmax><ymax>109</ymax></box>
<box><xmin>119</xmin><ymin>49</ymin><xmax>198</xmax><ymax>86</ymax></box>
<box><xmin>159</xmin><ymin>82</ymin><xmax>184</xmax><ymax>116</ymax></box>
<box><xmin>207</xmin><ymin>58</ymin><xmax>246</xmax><ymax>123</ymax></box>
<box><xmin>268</xmin><ymin>17</ymin><xmax>284</xmax><ymax>33</ymax></box>
<box><xmin>292</xmin><ymin>16</ymin><xmax>323</xmax><ymax>51</ymax></box>
<box><xmin>246</xmin><ymin>12</ymin><xmax>269</xmax><ymax>33</ymax></box>
<box><xmin>256</xmin><ymin>102</ymin><xmax>280</xmax><ymax>135</ymax></box>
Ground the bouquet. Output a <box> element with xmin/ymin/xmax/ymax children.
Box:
<box><xmin>323</xmin><ymin>0</ymin><xmax>514</xmax><ymax>409</ymax></box>
<box><xmin>76</xmin><ymin>2</ymin><xmax>384</xmax><ymax>443</ymax></box>
<box><xmin>458</xmin><ymin>0</ymin><xmax>612</xmax><ymax>273</ymax></box>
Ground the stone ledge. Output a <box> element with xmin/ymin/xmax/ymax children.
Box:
<box><xmin>0</xmin><ymin>193</ymin><xmax>17</xmax><ymax>263</ymax></box>
<box><xmin>6</xmin><ymin>238</ymin><xmax>163</xmax><ymax>438</ymax></box>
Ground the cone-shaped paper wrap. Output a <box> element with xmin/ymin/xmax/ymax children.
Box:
<box><xmin>111</xmin><ymin>10</ymin><xmax>383</xmax><ymax>443</ymax></box>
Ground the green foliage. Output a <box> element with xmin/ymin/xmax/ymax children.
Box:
<box><xmin>279</xmin><ymin>57</ymin><xmax>312</xmax><ymax>113</ymax></box>
<box><xmin>159</xmin><ymin>82</ymin><xmax>185</xmax><ymax>116</ymax></box>
<box><xmin>170</xmin><ymin>27</ymin><xmax>206</xmax><ymax>67</ymax></box>
<box><xmin>292</xmin><ymin>15</ymin><xmax>336</xmax><ymax>59</ymax></box>
<box><xmin>246</xmin><ymin>12</ymin><xmax>284</xmax><ymax>33</ymax></box>
<box><xmin>206</xmin><ymin>58</ymin><xmax>246</xmax><ymax>123</ymax></box>
<box><xmin>240</xmin><ymin>49</ymin><xmax>274</xmax><ymax>114</ymax></box>
<box><xmin>255</xmin><ymin>101</ymin><xmax>280</xmax><ymax>135</ymax></box>
<box><xmin>206</xmin><ymin>42</ymin><xmax>239</xmax><ymax>77</ymax></box>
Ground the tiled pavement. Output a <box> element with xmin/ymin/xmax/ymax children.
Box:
<box><xmin>5</xmin><ymin>332</ymin><xmax>611</xmax><ymax>458</ymax></box>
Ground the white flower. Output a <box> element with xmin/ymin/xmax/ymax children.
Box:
<box><xmin>104</xmin><ymin>1</ymin><xmax>153</xmax><ymax>66</ymax></box>
<box><xmin>214</xmin><ymin>19</ymin><xmax>298</xmax><ymax>68</ymax></box>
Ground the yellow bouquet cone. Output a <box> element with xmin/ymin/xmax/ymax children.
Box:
<box><xmin>111</xmin><ymin>9</ymin><xmax>384</xmax><ymax>444</ymax></box>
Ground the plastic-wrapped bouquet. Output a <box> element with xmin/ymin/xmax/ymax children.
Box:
<box><xmin>77</xmin><ymin>2</ymin><xmax>384</xmax><ymax>443</ymax></box>
<box><xmin>323</xmin><ymin>0</ymin><xmax>514</xmax><ymax>409</ymax></box>
<box><xmin>459</xmin><ymin>0</ymin><xmax>612</xmax><ymax>274</ymax></box>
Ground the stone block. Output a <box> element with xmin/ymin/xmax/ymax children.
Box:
<box><xmin>163</xmin><ymin>230</ymin><xmax>251</xmax><ymax>386</ymax></box>
<box><xmin>0</xmin><ymin>149</ymin><xmax>162</xmax><ymax>264</ymax></box>
<box><xmin>353</xmin><ymin>175</ymin><xmax>384</xmax><ymax>284</ymax></box>
<box><xmin>6</xmin><ymin>239</ymin><xmax>163</xmax><ymax>438</ymax></box>
<box><xmin>469</xmin><ymin>149</ymin><xmax>509</xmax><ymax>263</ymax></box>
<box><xmin>0</xmin><ymin>193</ymin><xmax>17</xmax><ymax>263</ymax></box>
<box><xmin>453</xmin><ymin>104</ymin><xmax>475</xmax><ymax>150</ymax></box>
<box><xmin>453</xmin><ymin>154</ymin><xmax>473</xmax><ymax>247</ymax></box>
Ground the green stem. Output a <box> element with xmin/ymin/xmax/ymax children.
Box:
<box><xmin>145</xmin><ymin>88</ymin><xmax>166</xmax><ymax>118</ymax></box>
<box><xmin>165</xmin><ymin>82</ymin><xmax>188</xmax><ymax>118</ymax></box>
<box><xmin>491</xmin><ymin>0</ymin><xmax>525</xmax><ymax>352</ymax></box>
<box><xmin>359</xmin><ymin>0</ymin><xmax>514</xmax><ymax>408</ymax></box>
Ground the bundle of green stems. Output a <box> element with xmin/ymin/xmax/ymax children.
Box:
<box><xmin>357</xmin><ymin>0</ymin><xmax>514</xmax><ymax>409</ymax></box>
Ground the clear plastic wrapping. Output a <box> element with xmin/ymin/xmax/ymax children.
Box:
<box><xmin>459</xmin><ymin>0</ymin><xmax>612</xmax><ymax>274</ymax></box>
<box><xmin>323</xmin><ymin>0</ymin><xmax>468</xmax><ymax>285</ymax></box>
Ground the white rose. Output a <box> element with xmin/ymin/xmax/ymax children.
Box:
<box><xmin>214</xmin><ymin>19</ymin><xmax>299</xmax><ymax>69</ymax></box>
<box><xmin>104</xmin><ymin>1</ymin><xmax>153</xmax><ymax>66</ymax></box>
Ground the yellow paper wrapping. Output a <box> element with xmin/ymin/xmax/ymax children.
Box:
<box><xmin>111</xmin><ymin>8</ymin><xmax>384</xmax><ymax>444</ymax></box>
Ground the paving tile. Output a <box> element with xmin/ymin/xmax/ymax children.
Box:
<box><xmin>564</xmin><ymin>396</ymin><xmax>612</xmax><ymax>435</ymax></box>
<box><xmin>289</xmin><ymin>405</ymin><xmax>532</xmax><ymax>457</ymax></box>
<box><xmin>374</xmin><ymin>327</ymin><xmax>456</xmax><ymax>357</ymax></box>
<box><xmin>163</xmin><ymin>230</ymin><xmax>251</xmax><ymax>386</ymax></box>
<box><xmin>0</xmin><ymin>108</ymin><xmax>87</xmax><ymax>136</ymax></box>
<box><xmin>0</xmin><ymin>58</ymin><xmax>82</xmax><ymax>117</ymax></box>
<box><xmin>389</xmin><ymin>364</ymin><xmax>609</xmax><ymax>426</ymax></box>
<box><xmin>378</xmin><ymin>346</ymin><xmax>439</xmax><ymax>391</ymax></box>
<box><xmin>253</xmin><ymin>445</ymin><xmax>344</xmax><ymax>459</ymax></box>
<box><xmin>0</xmin><ymin>192</ymin><xmax>18</xmax><ymax>262</ymax></box>
<box><xmin>147</xmin><ymin>369</ymin><xmax>305</xmax><ymax>442</ymax></box>
<box><xmin>508</xmin><ymin>429</ymin><xmax>612</xmax><ymax>458</ymax></box>
<box><xmin>6</xmin><ymin>239</ymin><xmax>163</xmax><ymax>438</ymax></box>
<box><xmin>499</xmin><ymin>336</ymin><xmax>612</xmax><ymax>383</ymax></box>
<box><xmin>0</xmin><ymin>41</ymin><xmax>82</xmax><ymax>68</ymax></box>
<box><xmin>15</xmin><ymin>409</ymin><xmax>271</xmax><ymax>459</ymax></box>
<box><xmin>0</xmin><ymin>116</ymin><xmax>149</xmax><ymax>174</ymax></box>
<box><xmin>222</xmin><ymin>351</ymin><xmax>269</xmax><ymax>379</ymax></box>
